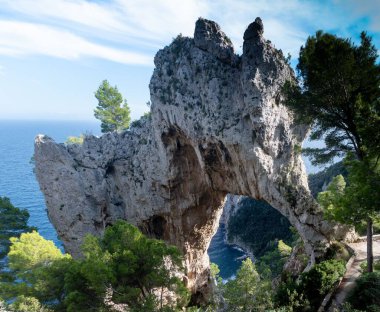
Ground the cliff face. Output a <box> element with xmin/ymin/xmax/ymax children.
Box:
<box><xmin>34</xmin><ymin>18</ymin><xmax>342</xmax><ymax>299</ymax></box>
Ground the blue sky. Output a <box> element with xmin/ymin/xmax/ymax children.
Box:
<box><xmin>0</xmin><ymin>0</ymin><xmax>379</xmax><ymax>122</ymax></box>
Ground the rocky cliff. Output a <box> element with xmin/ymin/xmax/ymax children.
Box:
<box><xmin>34</xmin><ymin>17</ymin><xmax>344</xmax><ymax>301</ymax></box>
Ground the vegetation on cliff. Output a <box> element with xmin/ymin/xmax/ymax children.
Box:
<box><xmin>284</xmin><ymin>29</ymin><xmax>380</xmax><ymax>272</ymax></box>
<box><xmin>307</xmin><ymin>161</ymin><xmax>347</xmax><ymax>198</ymax></box>
<box><xmin>0</xmin><ymin>197</ymin><xmax>35</xmax><ymax>264</ymax></box>
<box><xmin>0</xmin><ymin>211</ymin><xmax>188</xmax><ymax>312</ymax></box>
<box><xmin>94</xmin><ymin>79</ymin><xmax>131</xmax><ymax>133</ymax></box>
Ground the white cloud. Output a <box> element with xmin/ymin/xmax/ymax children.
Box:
<box><xmin>1</xmin><ymin>0</ymin><xmax>129</xmax><ymax>33</ymax></box>
<box><xmin>0</xmin><ymin>0</ymin><xmax>207</xmax><ymax>47</ymax></box>
<box><xmin>334</xmin><ymin>0</ymin><xmax>380</xmax><ymax>32</ymax></box>
<box><xmin>0</xmin><ymin>0</ymin><xmax>378</xmax><ymax>65</ymax></box>
<box><xmin>0</xmin><ymin>21</ymin><xmax>152</xmax><ymax>65</ymax></box>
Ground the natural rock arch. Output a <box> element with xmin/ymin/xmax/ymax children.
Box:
<box><xmin>34</xmin><ymin>18</ymin><xmax>343</xmax><ymax>299</ymax></box>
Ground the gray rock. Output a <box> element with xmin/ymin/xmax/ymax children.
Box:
<box><xmin>34</xmin><ymin>17</ymin><xmax>348</xmax><ymax>300</ymax></box>
<box><xmin>194</xmin><ymin>18</ymin><xmax>234</xmax><ymax>62</ymax></box>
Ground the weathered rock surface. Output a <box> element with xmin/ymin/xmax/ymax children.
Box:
<box><xmin>34</xmin><ymin>17</ymin><xmax>345</xmax><ymax>301</ymax></box>
<box><xmin>219</xmin><ymin>194</ymin><xmax>242</xmax><ymax>226</ymax></box>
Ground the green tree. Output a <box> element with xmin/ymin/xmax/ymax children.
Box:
<box><xmin>347</xmin><ymin>271</ymin><xmax>380</xmax><ymax>312</ymax></box>
<box><xmin>318</xmin><ymin>159</ymin><xmax>380</xmax><ymax>272</ymax></box>
<box><xmin>284</xmin><ymin>31</ymin><xmax>380</xmax><ymax>164</ymax></box>
<box><xmin>284</xmin><ymin>30</ymin><xmax>380</xmax><ymax>272</ymax></box>
<box><xmin>1</xmin><ymin>221</ymin><xmax>188</xmax><ymax>311</ymax></box>
<box><xmin>0</xmin><ymin>231</ymin><xmax>71</xmax><ymax>310</ymax></box>
<box><xmin>64</xmin><ymin>220</ymin><xmax>189</xmax><ymax>312</ymax></box>
<box><xmin>257</xmin><ymin>240</ymin><xmax>293</xmax><ymax>279</ymax></box>
<box><xmin>300</xmin><ymin>259</ymin><xmax>345</xmax><ymax>310</ymax></box>
<box><xmin>8</xmin><ymin>295</ymin><xmax>53</xmax><ymax>312</ymax></box>
<box><xmin>94</xmin><ymin>80</ymin><xmax>131</xmax><ymax>133</ymax></box>
<box><xmin>223</xmin><ymin>258</ymin><xmax>273</xmax><ymax>311</ymax></box>
<box><xmin>0</xmin><ymin>197</ymin><xmax>35</xmax><ymax>261</ymax></box>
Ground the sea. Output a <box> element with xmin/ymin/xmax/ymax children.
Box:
<box><xmin>0</xmin><ymin>120</ymin><xmax>245</xmax><ymax>280</ymax></box>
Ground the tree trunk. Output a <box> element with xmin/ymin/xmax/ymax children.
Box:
<box><xmin>367</xmin><ymin>218</ymin><xmax>374</xmax><ymax>273</ymax></box>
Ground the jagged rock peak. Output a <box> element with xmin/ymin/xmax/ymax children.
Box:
<box><xmin>194</xmin><ymin>17</ymin><xmax>234</xmax><ymax>62</ymax></box>
<box><xmin>34</xmin><ymin>17</ymin><xmax>349</xmax><ymax>303</ymax></box>
<box><xmin>244</xmin><ymin>17</ymin><xmax>264</xmax><ymax>40</ymax></box>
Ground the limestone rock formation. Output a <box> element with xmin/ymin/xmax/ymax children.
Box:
<box><xmin>34</xmin><ymin>17</ymin><xmax>344</xmax><ymax>301</ymax></box>
<box><xmin>219</xmin><ymin>194</ymin><xmax>242</xmax><ymax>226</ymax></box>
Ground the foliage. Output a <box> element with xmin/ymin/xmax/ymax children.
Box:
<box><xmin>143</xmin><ymin>111</ymin><xmax>152</xmax><ymax>119</ymax></box>
<box><xmin>0</xmin><ymin>221</ymin><xmax>188</xmax><ymax>311</ymax></box>
<box><xmin>347</xmin><ymin>272</ymin><xmax>380</xmax><ymax>312</ymax></box>
<box><xmin>275</xmin><ymin>260</ymin><xmax>345</xmax><ymax>311</ymax></box>
<box><xmin>0</xmin><ymin>197</ymin><xmax>35</xmax><ymax>262</ymax></box>
<box><xmin>94</xmin><ymin>80</ymin><xmax>131</xmax><ymax>133</ymax></box>
<box><xmin>307</xmin><ymin>161</ymin><xmax>347</xmax><ymax>198</ymax></box>
<box><xmin>341</xmin><ymin>303</ymin><xmax>366</xmax><ymax>312</ymax></box>
<box><xmin>223</xmin><ymin>258</ymin><xmax>273</xmax><ymax>311</ymax></box>
<box><xmin>65</xmin><ymin>220</ymin><xmax>189</xmax><ymax>311</ymax></box>
<box><xmin>8</xmin><ymin>296</ymin><xmax>53</xmax><ymax>312</ymax></box>
<box><xmin>257</xmin><ymin>240</ymin><xmax>293</xmax><ymax>279</ymax></box>
<box><xmin>360</xmin><ymin>259</ymin><xmax>380</xmax><ymax>272</ymax></box>
<box><xmin>318</xmin><ymin>157</ymin><xmax>380</xmax><ymax>271</ymax></box>
<box><xmin>318</xmin><ymin>159</ymin><xmax>380</xmax><ymax>225</ymax></box>
<box><xmin>318</xmin><ymin>159</ymin><xmax>380</xmax><ymax>231</ymax></box>
<box><xmin>286</xmin><ymin>29</ymin><xmax>380</xmax><ymax>273</ymax></box>
<box><xmin>228</xmin><ymin>197</ymin><xmax>294</xmax><ymax>257</ymax></box>
<box><xmin>207</xmin><ymin>263</ymin><xmax>223</xmax><ymax>310</ymax></box>
<box><xmin>275</xmin><ymin>275</ymin><xmax>308</xmax><ymax>311</ymax></box>
<box><xmin>299</xmin><ymin>259</ymin><xmax>345</xmax><ymax>310</ymax></box>
<box><xmin>0</xmin><ymin>231</ymin><xmax>70</xmax><ymax>309</ymax></box>
<box><xmin>283</xmin><ymin>31</ymin><xmax>380</xmax><ymax>165</ymax></box>
<box><xmin>210</xmin><ymin>262</ymin><xmax>222</xmax><ymax>285</ymax></box>
<box><xmin>65</xmin><ymin>134</ymin><xmax>84</xmax><ymax>145</ymax></box>
<box><xmin>323</xmin><ymin>241</ymin><xmax>351</xmax><ymax>262</ymax></box>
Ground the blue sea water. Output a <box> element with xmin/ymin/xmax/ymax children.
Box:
<box><xmin>0</xmin><ymin>120</ymin><xmax>100</xmax><ymax>248</ymax></box>
<box><xmin>0</xmin><ymin>120</ymin><xmax>243</xmax><ymax>279</ymax></box>
<box><xmin>208</xmin><ymin>224</ymin><xmax>247</xmax><ymax>280</ymax></box>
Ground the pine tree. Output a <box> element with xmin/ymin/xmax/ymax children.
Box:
<box><xmin>94</xmin><ymin>80</ymin><xmax>131</xmax><ymax>133</ymax></box>
<box><xmin>284</xmin><ymin>31</ymin><xmax>380</xmax><ymax>272</ymax></box>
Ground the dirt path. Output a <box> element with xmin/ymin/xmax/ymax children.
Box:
<box><xmin>328</xmin><ymin>238</ymin><xmax>380</xmax><ymax>311</ymax></box>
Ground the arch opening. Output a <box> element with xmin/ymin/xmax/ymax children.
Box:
<box><xmin>207</xmin><ymin>194</ymin><xmax>295</xmax><ymax>281</ymax></box>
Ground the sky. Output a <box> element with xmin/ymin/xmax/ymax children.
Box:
<box><xmin>0</xmin><ymin>0</ymin><xmax>379</xmax><ymax>122</ymax></box>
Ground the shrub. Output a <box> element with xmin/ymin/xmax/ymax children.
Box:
<box><xmin>8</xmin><ymin>296</ymin><xmax>52</xmax><ymax>312</ymax></box>
<box><xmin>65</xmin><ymin>134</ymin><xmax>84</xmax><ymax>145</ymax></box>
<box><xmin>360</xmin><ymin>259</ymin><xmax>380</xmax><ymax>272</ymax></box>
<box><xmin>323</xmin><ymin>241</ymin><xmax>351</xmax><ymax>261</ymax></box>
<box><xmin>300</xmin><ymin>259</ymin><xmax>345</xmax><ymax>309</ymax></box>
<box><xmin>347</xmin><ymin>272</ymin><xmax>380</xmax><ymax>312</ymax></box>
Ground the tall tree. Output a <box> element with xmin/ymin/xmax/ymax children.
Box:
<box><xmin>284</xmin><ymin>30</ymin><xmax>380</xmax><ymax>271</ymax></box>
<box><xmin>285</xmin><ymin>31</ymin><xmax>380</xmax><ymax>164</ymax></box>
<box><xmin>94</xmin><ymin>80</ymin><xmax>131</xmax><ymax>133</ymax></box>
<box><xmin>318</xmin><ymin>159</ymin><xmax>380</xmax><ymax>272</ymax></box>
<box><xmin>223</xmin><ymin>258</ymin><xmax>273</xmax><ymax>311</ymax></box>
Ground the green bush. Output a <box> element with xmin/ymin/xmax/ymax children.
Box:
<box><xmin>65</xmin><ymin>134</ymin><xmax>84</xmax><ymax>145</ymax></box>
<box><xmin>347</xmin><ymin>272</ymin><xmax>380</xmax><ymax>312</ymax></box>
<box><xmin>275</xmin><ymin>275</ymin><xmax>299</xmax><ymax>307</ymax></box>
<box><xmin>275</xmin><ymin>260</ymin><xmax>345</xmax><ymax>311</ymax></box>
<box><xmin>300</xmin><ymin>259</ymin><xmax>345</xmax><ymax>309</ymax></box>
<box><xmin>360</xmin><ymin>259</ymin><xmax>380</xmax><ymax>272</ymax></box>
<box><xmin>323</xmin><ymin>241</ymin><xmax>351</xmax><ymax>261</ymax></box>
<box><xmin>258</xmin><ymin>240</ymin><xmax>293</xmax><ymax>278</ymax></box>
<box><xmin>355</xmin><ymin>219</ymin><xmax>380</xmax><ymax>235</ymax></box>
<box><xmin>0</xmin><ymin>197</ymin><xmax>35</xmax><ymax>260</ymax></box>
